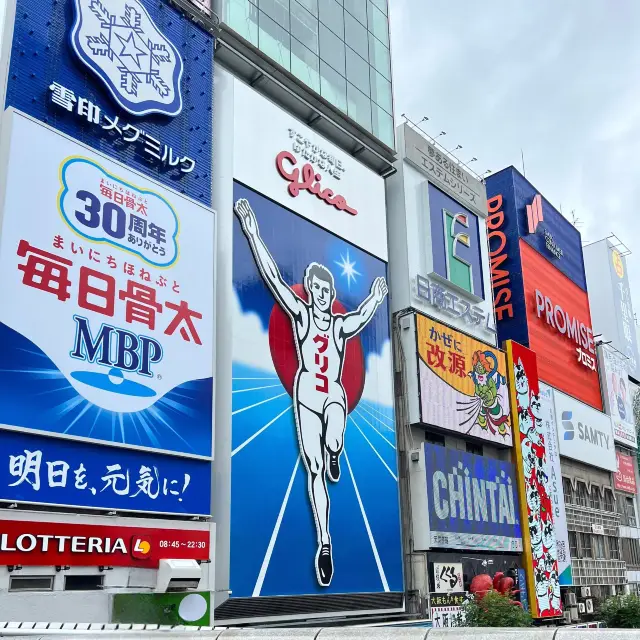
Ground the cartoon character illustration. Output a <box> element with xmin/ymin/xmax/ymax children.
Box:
<box><xmin>458</xmin><ymin>351</ymin><xmax>509</xmax><ymax>436</ymax></box>
<box><xmin>234</xmin><ymin>198</ymin><xmax>388</xmax><ymax>587</ymax></box>
<box><xmin>514</xmin><ymin>359</ymin><xmax>530</xmax><ymax>411</ymax></box>
<box><xmin>549</xmin><ymin>571</ymin><xmax>561</xmax><ymax>611</ymax></box>
<box><xmin>534</xmin><ymin>563</ymin><xmax>550</xmax><ymax>613</ymax></box>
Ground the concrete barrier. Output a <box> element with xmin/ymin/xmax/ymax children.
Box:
<box><xmin>318</xmin><ymin>628</ymin><xmax>429</xmax><ymax>639</ymax></box>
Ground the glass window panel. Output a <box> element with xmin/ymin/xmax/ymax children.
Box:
<box><xmin>319</xmin><ymin>0</ymin><xmax>344</xmax><ymax>38</ymax></box>
<box><xmin>291</xmin><ymin>38</ymin><xmax>320</xmax><ymax>93</ymax></box>
<box><xmin>345</xmin><ymin>0</ymin><xmax>367</xmax><ymax>25</ymax></box>
<box><xmin>344</xmin><ymin>11</ymin><xmax>368</xmax><ymax>59</ymax></box>
<box><xmin>593</xmin><ymin>535</ymin><xmax>606</xmax><ymax>560</ymax></box>
<box><xmin>295</xmin><ymin>0</ymin><xmax>318</xmax><ymax>16</ymax></box>
<box><xmin>590</xmin><ymin>486</ymin><xmax>601</xmax><ymax>510</ymax></box>
<box><xmin>227</xmin><ymin>0</ymin><xmax>259</xmax><ymax>46</ymax></box>
<box><xmin>320</xmin><ymin>60</ymin><xmax>347</xmax><ymax>112</ymax></box>
<box><xmin>259</xmin><ymin>0</ymin><xmax>290</xmax><ymax>30</ymax></box>
<box><xmin>368</xmin><ymin>32</ymin><xmax>390</xmax><ymax>80</ymax></box>
<box><xmin>319</xmin><ymin>23</ymin><xmax>345</xmax><ymax>75</ymax></box>
<box><xmin>367</xmin><ymin>1</ymin><xmax>388</xmax><ymax>47</ymax></box>
<box><xmin>370</xmin><ymin>0</ymin><xmax>386</xmax><ymax>16</ymax></box>
<box><xmin>291</xmin><ymin>1</ymin><xmax>319</xmax><ymax>53</ymax></box>
<box><xmin>347</xmin><ymin>82</ymin><xmax>371</xmax><ymax>131</ymax></box>
<box><xmin>372</xmin><ymin>101</ymin><xmax>394</xmax><ymax>147</ymax></box>
<box><xmin>258</xmin><ymin>11</ymin><xmax>291</xmax><ymax>71</ymax></box>
<box><xmin>346</xmin><ymin>47</ymin><xmax>369</xmax><ymax>95</ymax></box>
<box><xmin>370</xmin><ymin>66</ymin><xmax>391</xmax><ymax>114</ymax></box>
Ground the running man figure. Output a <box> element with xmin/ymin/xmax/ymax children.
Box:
<box><xmin>235</xmin><ymin>198</ymin><xmax>388</xmax><ymax>586</ymax></box>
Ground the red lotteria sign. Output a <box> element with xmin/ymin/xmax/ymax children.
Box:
<box><xmin>615</xmin><ymin>452</ymin><xmax>637</xmax><ymax>494</ymax></box>
<box><xmin>275</xmin><ymin>151</ymin><xmax>358</xmax><ymax>216</ymax></box>
<box><xmin>0</xmin><ymin>520</ymin><xmax>210</xmax><ymax>568</ymax></box>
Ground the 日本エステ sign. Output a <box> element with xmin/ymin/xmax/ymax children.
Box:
<box><xmin>0</xmin><ymin>111</ymin><xmax>214</xmax><ymax>513</ymax></box>
<box><xmin>3</xmin><ymin>0</ymin><xmax>214</xmax><ymax>206</ymax></box>
<box><xmin>0</xmin><ymin>518</ymin><xmax>210</xmax><ymax>567</ymax></box>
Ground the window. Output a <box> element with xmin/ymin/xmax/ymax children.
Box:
<box><xmin>291</xmin><ymin>38</ymin><xmax>320</xmax><ymax>93</ymax></box>
<box><xmin>64</xmin><ymin>575</ymin><xmax>104</xmax><ymax>591</ymax></box>
<box><xmin>345</xmin><ymin>0</ymin><xmax>367</xmax><ymax>25</ymax></box>
<box><xmin>622</xmin><ymin>538</ymin><xmax>640</xmax><ymax>566</ymax></box>
<box><xmin>579</xmin><ymin>532</ymin><xmax>592</xmax><ymax>558</ymax></box>
<box><xmin>425</xmin><ymin>432</ymin><xmax>446</xmax><ymax>447</ymax></box>
<box><xmin>346</xmin><ymin>47</ymin><xmax>370</xmax><ymax>95</ymax></box>
<box><xmin>590</xmin><ymin>486</ymin><xmax>601</xmax><ymax>510</ymax></box>
<box><xmin>576</xmin><ymin>482</ymin><xmax>589</xmax><ymax>507</ymax></box>
<box><xmin>369</xmin><ymin>0</ymin><xmax>386</xmax><ymax>15</ymax></box>
<box><xmin>367</xmin><ymin>1</ymin><xmax>388</xmax><ymax>47</ymax></box>
<box><xmin>563</xmin><ymin>477</ymin><xmax>574</xmax><ymax>505</ymax></box>
<box><xmin>9</xmin><ymin>576</ymin><xmax>54</xmax><ymax>592</ymax></box>
<box><xmin>626</xmin><ymin>497</ymin><xmax>637</xmax><ymax>527</ymax></box>
<box><xmin>291</xmin><ymin>1</ymin><xmax>319</xmax><ymax>53</ymax></box>
<box><xmin>259</xmin><ymin>11</ymin><xmax>291</xmax><ymax>71</ymax></box>
<box><xmin>320</xmin><ymin>61</ymin><xmax>347</xmax><ymax>112</ymax></box>
<box><xmin>347</xmin><ymin>82</ymin><xmax>371</xmax><ymax>131</ymax></box>
<box><xmin>227</xmin><ymin>0</ymin><xmax>259</xmax><ymax>45</ymax></box>
<box><xmin>609</xmin><ymin>536</ymin><xmax>622</xmax><ymax>561</ymax></box>
<box><xmin>603</xmin><ymin>488</ymin><xmax>615</xmax><ymax>512</ymax></box>
<box><xmin>319</xmin><ymin>23</ymin><xmax>345</xmax><ymax>75</ymax></box>
<box><xmin>568</xmin><ymin>531</ymin><xmax>578</xmax><ymax>558</ymax></box>
<box><xmin>368</xmin><ymin>32</ymin><xmax>390</xmax><ymax>80</ymax></box>
<box><xmin>593</xmin><ymin>534</ymin><xmax>606</xmax><ymax>559</ymax></box>
<box><xmin>319</xmin><ymin>0</ymin><xmax>344</xmax><ymax>38</ymax></box>
<box><xmin>372</xmin><ymin>101</ymin><xmax>393</xmax><ymax>147</ymax></box>
<box><xmin>370</xmin><ymin>66</ymin><xmax>392</xmax><ymax>114</ymax></box>
<box><xmin>466</xmin><ymin>442</ymin><xmax>483</xmax><ymax>456</ymax></box>
<box><xmin>344</xmin><ymin>11</ymin><xmax>368</xmax><ymax>60</ymax></box>
<box><xmin>294</xmin><ymin>0</ymin><xmax>318</xmax><ymax>17</ymax></box>
<box><xmin>260</xmin><ymin>0</ymin><xmax>290</xmax><ymax>30</ymax></box>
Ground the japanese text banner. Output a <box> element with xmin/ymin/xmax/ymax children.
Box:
<box><xmin>417</xmin><ymin>314</ymin><xmax>512</xmax><ymax>446</ymax></box>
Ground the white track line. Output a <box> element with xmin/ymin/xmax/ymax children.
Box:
<box><xmin>232</xmin><ymin>405</ymin><xmax>292</xmax><ymax>456</ymax></box>
<box><xmin>232</xmin><ymin>392</ymin><xmax>288</xmax><ymax>416</ymax></box>
<box><xmin>349</xmin><ymin>416</ymin><xmax>397</xmax><ymax>481</ymax></box>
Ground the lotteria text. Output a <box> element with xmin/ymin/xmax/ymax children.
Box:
<box><xmin>0</xmin><ymin>533</ymin><xmax>127</xmax><ymax>554</ymax></box>
<box><xmin>275</xmin><ymin>151</ymin><xmax>358</xmax><ymax>215</ymax></box>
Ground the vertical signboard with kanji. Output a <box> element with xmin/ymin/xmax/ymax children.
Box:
<box><xmin>1</xmin><ymin>0</ymin><xmax>214</xmax><ymax>207</ymax></box>
<box><xmin>0</xmin><ymin>110</ymin><xmax>214</xmax><ymax>515</ymax></box>
<box><xmin>505</xmin><ymin>341</ymin><xmax>562</xmax><ymax>619</ymax></box>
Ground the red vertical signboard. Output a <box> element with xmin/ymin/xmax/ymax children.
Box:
<box><xmin>506</xmin><ymin>341</ymin><xmax>562</xmax><ymax>619</ymax></box>
<box><xmin>615</xmin><ymin>452</ymin><xmax>638</xmax><ymax>494</ymax></box>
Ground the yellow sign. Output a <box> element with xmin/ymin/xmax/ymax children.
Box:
<box><xmin>612</xmin><ymin>249</ymin><xmax>624</xmax><ymax>278</ymax></box>
<box><xmin>416</xmin><ymin>315</ymin><xmax>512</xmax><ymax>444</ymax></box>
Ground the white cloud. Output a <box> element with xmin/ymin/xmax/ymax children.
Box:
<box><xmin>231</xmin><ymin>289</ymin><xmax>274</xmax><ymax>373</ymax></box>
<box><xmin>361</xmin><ymin>340</ymin><xmax>394</xmax><ymax>408</ymax></box>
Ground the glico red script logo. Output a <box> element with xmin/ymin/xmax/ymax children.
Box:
<box><xmin>275</xmin><ymin>151</ymin><xmax>358</xmax><ymax>216</ymax></box>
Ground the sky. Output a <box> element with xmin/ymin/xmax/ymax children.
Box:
<box><xmin>390</xmin><ymin>1</ymin><xmax>640</xmax><ymax>314</ymax></box>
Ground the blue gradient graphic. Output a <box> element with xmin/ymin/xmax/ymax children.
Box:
<box><xmin>0</xmin><ymin>321</ymin><xmax>213</xmax><ymax>457</ymax></box>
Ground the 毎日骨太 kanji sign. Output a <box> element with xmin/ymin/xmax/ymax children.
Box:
<box><xmin>0</xmin><ymin>111</ymin><xmax>214</xmax><ymax>513</ymax></box>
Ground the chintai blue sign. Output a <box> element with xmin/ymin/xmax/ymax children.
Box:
<box><xmin>423</xmin><ymin>443</ymin><xmax>523</xmax><ymax>552</ymax></box>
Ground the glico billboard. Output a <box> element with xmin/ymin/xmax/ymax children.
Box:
<box><xmin>486</xmin><ymin>168</ymin><xmax>602</xmax><ymax>410</ymax></box>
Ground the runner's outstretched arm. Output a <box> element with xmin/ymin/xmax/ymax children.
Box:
<box><xmin>234</xmin><ymin>198</ymin><xmax>304</xmax><ymax>318</ymax></box>
<box><xmin>340</xmin><ymin>277</ymin><xmax>388</xmax><ymax>338</ymax></box>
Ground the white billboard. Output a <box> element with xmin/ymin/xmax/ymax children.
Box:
<box><xmin>538</xmin><ymin>384</ymin><xmax>572</xmax><ymax>586</ymax></box>
<box><xmin>599</xmin><ymin>344</ymin><xmax>637</xmax><ymax>449</ymax></box>
<box><xmin>553</xmin><ymin>388</ymin><xmax>616</xmax><ymax>472</ymax></box>
<box><xmin>232</xmin><ymin>79</ymin><xmax>387</xmax><ymax>260</ymax></box>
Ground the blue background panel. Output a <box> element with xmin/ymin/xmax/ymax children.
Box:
<box><xmin>5</xmin><ymin>0</ymin><xmax>214</xmax><ymax>206</ymax></box>
<box><xmin>0</xmin><ymin>428</ymin><xmax>210</xmax><ymax>515</ymax></box>
<box><xmin>485</xmin><ymin>168</ymin><xmax>528</xmax><ymax>349</ymax></box>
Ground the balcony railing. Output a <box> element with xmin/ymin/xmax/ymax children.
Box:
<box><xmin>565</xmin><ymin>504</ymin><xmax>621</xmax><ymax>536</ymax></box>
<box><xmin>570</xmin><ymin>558</ymin><xmax>627</xmax><ymax>586</ymax></box>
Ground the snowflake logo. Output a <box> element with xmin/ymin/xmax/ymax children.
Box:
<box><xmin>71</xmin><ymin>0</ymin><xmax>184</xmax><ymax>117</ymax></box>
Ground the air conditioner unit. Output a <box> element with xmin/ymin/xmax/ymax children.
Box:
<box><xmin>578</xmin><ymin>602</ymin><xmax>586</xmax><ymax>614</ymax></box>
<box><xmin>563</xmin><ymin>610</ymin><xmax>573</xmax><ymax>624</ymax></box>
<box><xmin>566</xmin><ymin>592</ymin><xmax>577</xmax><ymax>606</ymax></box>
<box><xmin>586</xmin><ymin>599</ymin><xmax>594</xmax><ymax>614</ymax></box>
<box><xmin>570</xmin><ymin>607</ymin><xmax>579</xmax><ymax>622</ymax></box>
<box><xmin>581</xmin><ymin>586</ymin><xmax>592</xmax><ymax>597</ymax></box>
<box><xmin>155</xmin><ymin>559</ymin><xmax>202</xmax><ymax>593</ymax></box>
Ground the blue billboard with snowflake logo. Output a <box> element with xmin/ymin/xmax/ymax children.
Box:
<box><xmin>3</xmin><ymin>0</ymin><xmax>213</xmax><ymax>206</ymax></box>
